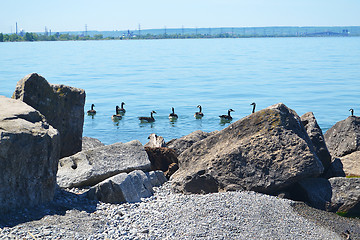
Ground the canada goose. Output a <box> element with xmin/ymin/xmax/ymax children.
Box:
<box><xmin>350</xmin><ymin>108</ymin><xmax>354</xmax><ymax>116</ymax></box>
<box><xmin>139</xmin><ymin>111</ymin><xmax>156</xmax><ymax>123</ymax></box>
<box><xmin>87</xmin><ymin>104</ymin><xmax>96</xmax><ymax>115</ymax></box>
<box><xmin>194</xmin><ymin>105</ymin><xmax>204</xmax><ymax>119</ymax></box>
<box><xmin>119</xmin><ymin>102</ymin><xmax>126</xmax><ymax>115</ymax></box>
<box><xmin>219</xmin><ymin>109</ymin><xmax>235</xmax><ymax>121</ymax></box>
<box><xmin>169</xmin><ymin>107</ymin><xmax>178</xmax><ymax>121</ymax></box>
<box><xmin>111</xmin><ymin>106</ymin><xmax>122</xmax><ymax>121</ymax></box>
<box><xmin>251</xmin><ymin>102</ymin><xmax>256</xmax><ymax>113</ymax></box>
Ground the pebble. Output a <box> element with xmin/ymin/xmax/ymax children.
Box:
<box><xmin>0</xmin><ymin>182</ymin><xmax>358</xmax><ymax>239</ymax></box>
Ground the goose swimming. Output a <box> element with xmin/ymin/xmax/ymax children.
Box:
<box><xmin>139</xmin><ymin>110</ymin><xmax>156</xmax><ymax>123</ymax></box>
<box><xmin>87</xmin><ymin>104</ymin><xmax>96</xmax><ymax>115</ymax></box>
<box><xmin>169</xmin><ymin>107</ymin><xmax>178</xmax><ymax>121</ymax></box>
<box><xmin>111</xmin><ymin>105</ymin><xmax>122</xmax><ymax>121</ymax></box>
<box><xmin>219</xmin><ymin>109</ymin><xmax>235</xmax><ymax>121</ymax></box>
<box><xmin>119</xmin><ymin>102</ymin><xmax>126</xmax><ymax>115</ymax></box>
<box><xmin>251</xmin><ymin>102</ymin><xmax>256</xmax><ymax>114</ymax></box>
<box><xmin>194</xmin><ymin>105</ymin><xmax>204</xmax><ymax>119</ymax></box>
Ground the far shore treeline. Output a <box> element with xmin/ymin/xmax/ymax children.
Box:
<box><xmin>1</xmin><ymin>26</ymin><xmax>359</xmax><ymax>42</ymax></box>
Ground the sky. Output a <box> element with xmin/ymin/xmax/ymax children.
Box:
<box><xmin>1</xmin><ymin>0</ymin><xmax>360</xmax><ymax>33</ymax></box>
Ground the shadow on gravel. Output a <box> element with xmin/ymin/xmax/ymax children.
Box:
<box><xmin>0</xmin><ymin>187</ymin><xmax>98</xmax><ymax>228</ymax></box>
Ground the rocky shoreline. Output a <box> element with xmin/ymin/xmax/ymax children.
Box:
<box><xmin>1</xmin><ymin>182</ymin><xmax>359</xmax><ymax>240</ymax></box>
<box><xmin>2</xmin><ymin>73</ymin><xmax>360</xmax><ymax>239</ymax></box>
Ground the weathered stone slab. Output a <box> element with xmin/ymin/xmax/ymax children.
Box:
<box><xmin>171</xmin><ymin>103</ymin><xmax>324</xmax><ymax>195</ymax></box>
<box><xmin>87</xmin><ymin>170</ymin><xmax>162</xmax><ymax>203</ymax></box>
<box><xmin>82</xmin><ymin>136</ymin><xmax>105</xmax><ymax>151</ymax></box>
<box><xmin>0</xmin><ymin>96</ymin><xmax>60</xmax><ymax>213</ymax></box>
<box><xmin>57</xmin><ymin>140</ymin><xmax>151</xmax><ymax>188</ymax></box>
<box><xmin>12</xmin><ymin>73</ymin><xmax>85</xmax><ymax>158</ymax></box>
<box><xmin>324</xmin><ymin>116</ymin><xmax>360</xmax><ymax>157</ymax></box>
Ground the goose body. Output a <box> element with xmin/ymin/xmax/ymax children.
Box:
<box><xmin>194</xmin><ymin>105</ymin><xmax>204</xmax><ymax>119</ymax></box>
<box><xmin>111</xmin><ymin>106</ymin><xmax>122</xmax><ymax>121</ymax></box>
<box><xmin>139</xmin><ymin>111</ymin><xmax>156</xmax><ymax>123</ymax></box>
<box><xmin>169</xmin><ymin>107</ymin><xmax>178</xmax><ymax>121</ymax></box>
<box><xmin>87</xmin><ymin>104</ymin><xmax>96</xmax><ymax>115</ymax></box>
<box><xmin>219</xmin><ymin>109</ymin><xmax>235</xmax><ymax>121</ymax></box>
<box><xmin>350</xmin><ymin>108</ymin><xmax>354</xmax><ymax>116</ymax></box>
<box><xmin>251</xmin><ymin>102</ymin><xmax>256</xmax><ymax>113</ymax></box>
<box><xmin>119</xmin><ymin>102</ymin><xmax>126</xmax><ymax>115</ymax></box>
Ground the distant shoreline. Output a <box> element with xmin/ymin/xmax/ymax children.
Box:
<box><xmin>1</xmin><ymin>26</ymin><xmax>359</xmax><ymax>42</ymax></box>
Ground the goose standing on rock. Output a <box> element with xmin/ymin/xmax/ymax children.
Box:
<box><xmin>169</xmin><ymin>107</ymin><xmax>178</xmax><ymax>121</ymax></box>
<box><xmin>219</xmin><ymin>109</ymin><xmax>235</xmax><ymax>121</ymax></box>
<box><xmin>194</xmin><ymin>105</ymin><xmax>204</xmax><ymax>119</ymax></box>
<box><xmin>111</xmin><ymin>106</ymin><xmax>122</xmax><ymax>121</ymax></box>
<box><xmin>139</xmin><ymin>111</ymin><xmax>156</xmax><ymax>123</ymax></box>
<box><xmin>87</xmin><ymin>104</ymin><xmax>96</xmax><ymax>115</ymax></box>
<box><xmin>251</xmin><ymin>102</ymin><xmax>256</xmax><ymax>114</ymax></box>
<box><xmin>119</xmin><ymin>102</ymin><xmax>126</xmax><ymax>115</ymax></box>
<box><xmin>350</xmin><ymin>108</ymin><xmax>354</xmax><ymax>116</ymax></box>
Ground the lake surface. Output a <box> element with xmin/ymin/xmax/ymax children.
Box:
<box><xmin>1</xmin><ymin>37</ymin><xmax>359</xmax><ymax>145</ymax></box>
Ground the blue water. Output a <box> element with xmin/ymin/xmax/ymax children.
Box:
<box><xmin>1</xmin><ymin>38</ymin><xmax>359</xmax><ymax>145</ymax></box>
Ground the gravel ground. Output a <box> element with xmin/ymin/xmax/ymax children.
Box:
<box><xmin>0</xmin><ymin>182</ymin><xmax>359</xmax><ymax>240</ymax></box>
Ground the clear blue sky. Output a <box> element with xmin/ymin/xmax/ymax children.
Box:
<box><xmin>1</xmin><ymin>0</ymin><xmax>359</xmax><ymax>33</ymax></box>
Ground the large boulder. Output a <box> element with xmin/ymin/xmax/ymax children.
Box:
<box><xmin>12</xmin><ymin>73</ymin><xmax>85</xmax><ymax>158</ymax></box>
<box><xmin>301</xmin><ymin>112</ymin><xmax>331</xmax><ymax>171</ymax></box>
<box><xmin>57</xmin><ymin>140</ymin><xmax>151</xmax><ymax>188</ymax></box>
<box><xmin>0</xmin><ymin>96</ymin><xmax>60</xmax><ymax>213</ymax></box>
<box><xmin>339</xmin><ymin>151</ymin><xmax>360</xmax><ymax>177</ymax></box>
<box><xmin>87</xmin><ymin>170</ymin><xmax>167</xmax><ymax>203</ymax></box>
<box><xmin>166</xmin><ymin>130</ymin><xmax>214</xmax><ymax>155</ymax></box>
<box><xmin>324</xmin><ymin>116</ymin><xmax>360</xmax><ymax>157</ymax></box>
<box><xmin>171</xmin><ymin>103</ymin><xmax>324</xmax><ymax>194</ymax></box>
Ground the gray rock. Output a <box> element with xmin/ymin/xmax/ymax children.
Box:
<box><xmin>12</xmin><ymin>73</ymin><xmax>86</xmax><ymax>158</ymax></box>
<box><xmin>166</xmin><ymin>130</ymin><xmax>213</xmax><ymax>155</ymax></box>
<box><xmin>324</xmin><ymin>116</ymin><xmax>360</xmax><ymax>157</ymax></box>
<box><xmin>301</xmin><ymin>112</ymin><xmax>331</xmax><ymax>171</ymax></box>
<box><xmin>327</xmin><ymin>177</ymin><xmax>360</xmax><ymax>215</ymax></box>
<box><xmin>339</xmin><ymin>151</ymin><xmax>360</xmax><ymax>177</ymax></box>
<box><xmin>144</xmin><ymin>133</ymin><xmax>166</xmax><ymax>148</ymax></box>
<box><xmin>87</xmin><ymin>170</ymin><xmax>156</xmax><ymax>203</ymax></box>
<box><xmin>145</xmin><ymin>170</ymin><xmax>167</xmax><ymax>187</ymax></box>
<box><xmin>82</xmin><ymin>136</ymin><xmax>105</xmax><ymax>151</ymax></box>
<box><xmin>295</xmin><ymin>177</ymin><xmax>360</xmax><ymax>215</ymax></box>
<box><xmin>0</xmin><ymin>96</ymin><xmax>60</xmax><ymax>213</ymax></box>
<box><xmin>171</xmin><ymin>103</ymin><xmax>324</xmax><ymax>194</ymax></box>
<box><xmin>57</xmin><ymin>140</ymin><xmax>151</xmax><ymax>188</ymax></box>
